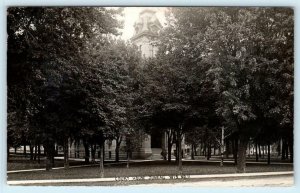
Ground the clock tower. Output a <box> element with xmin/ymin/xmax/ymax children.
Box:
<box><xmin>131</xmin><ymin>9</ymin><xmax>162</xmax><ymax>58</ymax></box>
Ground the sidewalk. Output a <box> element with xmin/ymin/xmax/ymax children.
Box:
<box><xmin>7</xmin><ymin>171</ymin><xmax>293</xmax><ymax>185</ymax></box>
<box><xmin>131</xmin><ymin>174</ymin><xmax>294</xmax><ymax>187</ymax></box>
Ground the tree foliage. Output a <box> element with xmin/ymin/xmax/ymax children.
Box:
<box><xmin>140</xmin><ymin>7</ymin><xmax>293</xmax><ymax>172</ymax></box>
<box><xmin>7</xmin><ymin>7</ymin><xmax>142</xmax><ymax>170</ymax></box>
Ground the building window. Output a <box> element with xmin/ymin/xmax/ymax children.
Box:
<box><xmin>150</xmin><ymin>45</ymin><xmax>154</xmax><ymax>57</ymax></box>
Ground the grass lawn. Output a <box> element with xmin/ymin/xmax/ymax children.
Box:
<box><xmin>7</xmin><ymin>155</ymin><xmax>89</xmax><ymax>171</ymax></box>
<box><xmin>8</xmin><ymin>160</ymin><xmax>293</xmax><ymax>181</ymax></box>
<box><xmin>7</xmin><ymin>154</ymin><xmax>292</xmax><ymax>171</ymax></box>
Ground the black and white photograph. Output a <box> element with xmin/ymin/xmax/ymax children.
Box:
<box><xmin>6</xmin><ymin>6</ymin><xmax>294</xmax><ymax>187</ymax></box>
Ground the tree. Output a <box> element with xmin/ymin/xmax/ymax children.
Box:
<box><xmin>138</xmin><ymin>53</ymin><xmax>215</xmax><ymax>171</ymax></box>
<box><xmin>204</xmin><ymin>8</ymin><xmax>294</xmax><ymax>172</ymax></box>
<box><xmin>137</xmin><ymin>8</ymin><xmax>222</xmax><ymax>172</ymax></box>
<box><xmin>7</xmin><ymin>7</ymin><xmax>123</xmax><ymax>169</ymax></box>
<box><xmin>150</xmin><ymin>7</ymin><xmax>293</xmax><ymax>173</ymax></box>
<box><xmin>97</xmin><ymin>39</ymin><xmax>141</xmax><ymax>162</ymax></box>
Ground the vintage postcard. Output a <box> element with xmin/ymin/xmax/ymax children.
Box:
<box><xmin>7</xmin><ymin>6</ymin><xmax>294</xmax><ymax>186</ymax></box>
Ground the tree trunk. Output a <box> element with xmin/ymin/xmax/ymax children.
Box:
<box><xmin>288</xmin><ymin>137</ymin><xmax>293</xmax><ymax>163</ymax></box>
<box><xmin>233</xmin><ymin>138</ymin><xmax>238</xmax><ymax>165</ymax></box>
<box><xmin>207</xmin><ymin>142</ymin><xmax>211</xmax><ymax>160</ymax></box>
<box><xmin>99</xmin><ymin>141</ymin><xmax>104</xmax><ymax>178</ymax></box>
<box><xmin>177</xmin><ymin>130</ymin><xmax>182</xmax><ymax>172</ymax></box>
<box><xmin>255</xmin><ymin>142</ymin><xmax>259</xmax><ymax>162</ymax></box>
<box><xmin>285</xmin><ymin>143</ymin><xmax>289</xmax><ymax>160</ymax></box>
<box><xmin>29</xmin><ymin>144</ymin><xmax>34</xmax><ymax>161</ymax></box>
<box><xmin>191</xmin><ymin>144</ymin><xmax>195</xmax><ymax>160</ymax></box>
<box><xmin>248</xmin><ymin>143</ymin><xmax>251</xmax><ymax>158</ymax></box>
<box><xmin>51</xmin><ymin>144</ymin><xmax>55</xmax><ymax>167</ymax></box>
<box><xmin>7</xmin><ymin>145</ymin><xmax>10</xmax><ymax>161</ymax></box>
<box><xmin>126</xmin><ymin>150</ymin><xmax>130</xmax><ymax>168</ymax></box>
<box><xmin>64</xmin><ymin>138</ymin><xmax>70</xmax><ymax>169</ymax></box>
<box><xmin>83</xmin><ymin>139</ymin><xmax>90</xmax><ymax>163</ymax></box>
<box><xmin>258</xmin><ymin>144</ymin><xmax>261</xmax><ymax>158</ymax></box>
<box><xmin>44</xmin><ymin>144</ymin><xmax>52</xmax><ymax>171</ymax></box>
<box><xmin>103</xmin><ymin>141</ymin><xmax>105</xmax><ymax>162</ymax></box>
<box><xmin>115</xmin><ymin>136</ymin><xmax>121</xmax><ymax>162</ymax></box>
<box><xmin>34</xmin><ymin>145</ymin><xmax>37</xmax><ymax>161</ymax></box>
<box><xmin>199</xmin><ymin>142</ymin><xmax>202</xmax><ymax>156</ymax></box>
<box><xmin>231</xmin><ymin>139</ymin><xmax>234</xmax><ymax>159</ymax></box>
<box><xmin>167</xmin><ymin>140</ymin><xmax>172</xmax><ymax>162</ymax></box>
<box><xmin>167</xmin><ymin>131</ymin><xmax>173</xmax><ymax>162</ymax></box>
<box><xmin>24</xmin><ymin>144</ymin><xmax>27</xmax><ymax>157</ymax></box>
<box><xmin>225</xmin><ymin>140</ymin><xmax>229</xmax><ymax>159</ymax></box>
<box><xmin>76</xmin><ymin>140</ymin><xmax>80</xmax><ymax>158</ymax></box>
<box><xmin>236</xmin><ymin>136</ymin><xmax>249</xmax><ymax>173</ymax></box>
<box><xmin>115</xmin><ymin>144</ymin><xmax>120</xmax><ymax>162</ymax></box>
<box><xmin>38</xmin><ymin>144</ymin><xmax>41</xmax><ymax>164</ymax></box>
<box><xmin>175</xmin><ymin>140</ymin><xmax>179</xmax><ymax>163</ymax></box>
<box><xmin>45</xmin><ymin>153</ymin><xmax>52</xmax><ymax>171</ymax></box>
<box><xmin>267</xmin><ymin>142</ymin><xmax>271</xmax><ymax>165</ymax></box>
<box><xmin>91</xmin><ymin>144</ymin><xmax>96</xmax><ymax>163</ymax></box>
<box><xmin>277</xmin><ymin>139</ymin><xmax>281</xmax><ymax>157</ymax></box>
<box><xmin>220</xmin><ymin>126</ymin><xmax>224</xmax><ymax>167</ymax></box>
<box><xmin>203</xmin><ymin>141</ymin><xmax>207</xmax><ymax>157</ymax></box>
<box><xmin>282</xmin><ymin>139</ymin><xmax>288</xmax><ymax>160</ymax></box>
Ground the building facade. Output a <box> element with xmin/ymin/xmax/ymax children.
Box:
<box><xmin>131</xmin><ymin>9</ymin><xmax>162</xmax><ymax>58</ymax></box>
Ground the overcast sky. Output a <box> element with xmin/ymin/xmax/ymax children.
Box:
<box><xmin>118</xmin><ymin>7</ymin><xmax>167</xmax><ymax>40</ymax></box>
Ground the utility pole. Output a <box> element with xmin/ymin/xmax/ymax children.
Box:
<box><xmin>220</xmin><ymin>126</ymin><xmax>225</xmax><ymax>167</ymax></box>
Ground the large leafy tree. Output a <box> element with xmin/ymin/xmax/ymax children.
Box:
<box><xmin>81</xmin><ymin>37</ymin><xmax>142</xmax><ymax>163</ymax></box>
<box><xmin>137</xmin><ymin>8</ymin><xmax>221</xmax><ymax>171</ymax></box>
<box><xmin>7</xmin><ymin>7</ymin><xmax>123</xmax><ymax>169</ymax></box>
<box><xmin>138</xmin><ymin>42</ymin><xmax>217</xmax><ymax>170</ymax></box>
<box><xmin>202</xmin><ymin>8</ymin><xmax>294</xmax><ymax>171</ymax></box>
<box><xmin>146</xmin><ymin>7</ymin><xmax>293</xmax><ymax>173</ymax></box>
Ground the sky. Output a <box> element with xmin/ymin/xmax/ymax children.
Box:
<box><xmin>118</xmin><ymin>7</ymin><xmax>167</xmax><ymax>40</ymax></box>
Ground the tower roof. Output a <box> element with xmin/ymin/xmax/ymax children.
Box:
<box><xmin>131</xmin><ymin>9</ymin><xmax>162</xmax><ymax>42</ymax></box>
<box><xmin>140</xmin><ymin>8</ymin><xmax>156</xmax><ymax>15</ymax></box>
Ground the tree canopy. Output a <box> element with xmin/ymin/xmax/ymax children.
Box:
<box><xmin>138</xmin><ymin>7</ymin><xmax>293</xmax><ymax>172</ymax></box>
